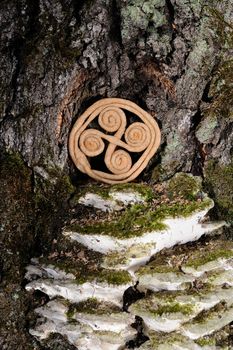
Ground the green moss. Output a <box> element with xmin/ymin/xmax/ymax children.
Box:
<box><xmin>185</xmin><ymin>249</ymin><xmax>233</xmax><ymax>268</ymax></box>
<box><xmin>139</xmin><ymin>240</ymin><xmax>233</xmax><ymax>275</ymax></box>
<box><xmin>204</xmin><ymin>160</ymin><xmax>233</xmax><ymax>221</ymax></box>
<box><xmin>103</xmin><ymin>251</ymin><xmax>128</xmax><ymax>268</ymax></box>
<box><xmin>45</xmin><ymin>166</ymin><xmax>75</xmax><ymax>194</ymax></box>
<box><xmin>195</xmin><ymin>336</ymin><xmax>216</xmax><ymax>347</ymax></box>
<box><xmin>66</xmin><ymin>298</ymin><xmax>99</xmax><ymax>319</ymax></box>
<box><xmin>111</xmin><ymin>183</ymin><xmax>154</xmax><ymax>202</ymax></box>
<box><xmin>66</xmin><ymin>298</ymin><xmax>121</xmax><ymax>319</ymax></box>
<box><xmin>49</xmin><ymin>262</ymin><xmax>132</xmax><ymax>285</ymax></box>
<box><xmin>206</xmin><ymin>323</ymin><xmax>232</xmax><ymax>348</ymax></box>
<box><xmin>78</xmin><ymin>266</ymin><xmax>131</xmax><ymax>285</ymax></box>
<box><xmin>70</xmin><ymin>184</ymin><xmax>111</xmax><ymax>206</ymax></box>
<box><xmin>35</xmin><ymin>169</ymin><xmax>75</xmax><ymax>209</ymax></box>
<box><xmin>154</xmin><ymin>302</ymin><xmax>194</xmax><ymax>316</ymax></box>
<box><xmin>1</xmin><ymin>152</ymin><xmax>29</xmax><ymax>178</ymax></box>
<box><xmin>67</xmin><ymin>173</ymin><xmax>210</xmax><ymax>240</ymax></box>
<box><xmin>41</xmin><ymin>259</ymin><xmax>93</xmax><ymax>284</ymax></box>
<box><xmin>146</xmin><ymin>333</ymin><xmax>187</xmax><ymax>348</ymax></box>
<box><xmin>71</xmin><ymin>182</ymin><xmax>154</xmax><ymax>207</ymax></box>
<box><xmin>68</xmin><ymin>203</ymin><xmax>165</xmax><ymax>238</ymax></box>
<box><xmin>40</xmin><ymin>257</ymin><xmax>131</xmax><ymax>285</ymax></box>
<box><xmin>167</xmin><ymin>173</ymin><xmax>202</xmax><ymax>201</ymax></box>
<box><xmin>68</xmin><ymin>197</ymin><xmax>211</xmax><ymax>239</ymax></box>
<box><xmin>96</xmin><ymin>269</ymin><xmax>131</xmax><ymax>285</ymax></box>
<box><xmin>191</xmin><ymin>301</ymin><xmax>227</xmax><ymax>324</ymax></box>
<box><xmin>134</xmin><ymin>297</ymin><xmax>194</xmax><ymax>316</ymax></box>
<box><xmin>72</xmin><ymin>268</ymin><xmax>133</xmax><ymax>286</ymax></box>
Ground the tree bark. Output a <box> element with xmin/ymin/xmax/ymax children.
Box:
<box><xmin>0</xmin><ymin>0</ymin><xmax>232</xmax><ymax>348</ymax></box>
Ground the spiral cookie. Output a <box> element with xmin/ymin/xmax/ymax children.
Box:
<box><xmin>69</xmin><ymin>98</ymin><xmax>161</xmax><ymax>184</ymax></box>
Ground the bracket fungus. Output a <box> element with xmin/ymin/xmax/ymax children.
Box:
<box><xmin>69</xmin><ymin>98</ymin><xmax>161</xmax><ymax>184</ymax></box>
<box><xmin>25</xmin><ymin>175</ymin><xmax>232</xmax><ymax>349</ymax></box>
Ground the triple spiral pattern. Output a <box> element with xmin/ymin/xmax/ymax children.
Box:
<box><xmin>69</xmin><ymin>98</ymin><xmax>161</xmax><ymax>184</ymax></box>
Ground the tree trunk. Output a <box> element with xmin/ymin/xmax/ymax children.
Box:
<box><xmin>0</xmin><ymin>0</ymin><xmax>232</xmax><ymax>348</ymax></box>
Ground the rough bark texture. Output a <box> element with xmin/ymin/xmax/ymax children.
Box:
<box><xmin>0</xmin><ymin>0</ymin><xmax>232</xmax><ymax>348</ymax></box>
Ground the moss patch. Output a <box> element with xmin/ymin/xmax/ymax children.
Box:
<box><xmin>195</xmin><ymin>336</ymin><xmax>216</xmax><ymax>347</ymax></box>
<box><xmin>147</xmin><ymin>333</ymin><xmax>189</xmax><ymax>348</ymax></box>
<box><xmin>71</xmin><ymin>181</ymin><xmax>154</xmax><ymax>207</ymax></box>
<box><xmin>111</xmin><ymin>182</ymin><xmax>154</xmax><ymax>202</ymax></box>
<box><xmin>95</xmin><ymin>269</ymin><xmax>132</xmax><ymax>285</ymax></box>
<box><xmin>207</xmin><ymin>324</ymin><xmax>232</xmax><ymax>348</ymax></box>
<box><xmin>133</xmin><ymin>295</ymin><xmax>194</xmax><ymax>316</ymax></box>
<box><xmin>154</xmin><ymin>302</ymin><xmax>194</xmax><ymax>316</ymax></box>
<box><xmin>73</xmin><ymin>268</ymin><xmax>132</xmax><ymax>285</ymax></box>
<box><xmin>40</xmin><ymin>257</ymin><xmax>131</xmax><ymax>285</ymax></box>
<box><xmin>138</xmin><ymin>238</ymin><xmax>233</xmax><ymax>277</ymax></box>
<box><xmin>167</xmin><ymin>173</ymin><xmax>202</xmax><ymax>201</ymax></box>
<box><xmin>185</xmin><ymin>248</ymin><xmax>233</xmax><ymax>269</ymax></box>
<box><xmin>67</xmin><ymin>173</ymin><xmax>211</xmax><ymax>239</ymax></box>
<box><xmin>68</xmin><ymin>198</ymin><xmax>211</xmax><ymax>239</ymax></box>
<box><xmin>204</xmin><ymin>160</ymin><xmax>233</xmax><ymax>221</ymax></box>
<box><xmin>66</xmin><ymin>298</ymin><xmax>121</xmax><ymax>319</ymax></box>
<box><xmin>191</xmin><ymin>301</ymin><xmax>228</xmax><ymax>324</ymax></box>
<box><xmin>70</xmin><ymin>184</ymin><xmax>111</xmax><ymax>206</ymax></box>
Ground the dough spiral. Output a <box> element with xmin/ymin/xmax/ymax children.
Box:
<box><xmin>98</xmin><ymin>107</ymin><xmax>126</xmax><ymax>133</ymax></box>
<box><xmin>124</xmin><ymin>122</ymin><xmax>150</xmax><ymax>152</ymax></box>
<box><xmin>79</xmin><ymin>129</ymin><xmax>105</xmax><ymax>157</ymax></box>
<box><xmin>69</xmin><ymin>98</ymin><xmax>161</xmax><ymax>184</ymax></box>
